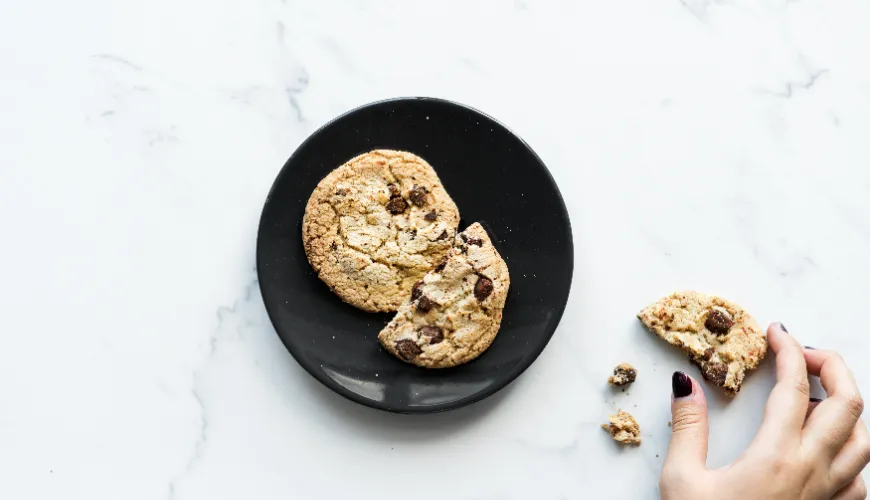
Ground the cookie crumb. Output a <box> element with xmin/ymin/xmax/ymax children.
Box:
<box><xmin>601</xmin><ymin>410</ymin><xmax>642</xmax><ymax>445</ymax></box>
<box><xmin>608</xmin><ymin>362</ymin><xmax>637</xmax><ymax>386</ymax></box>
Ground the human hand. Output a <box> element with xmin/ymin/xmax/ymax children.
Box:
<box><xmin>660</xmin><ymin>323</ymin><xmax>870</xmax><ymax>500</ymax></box>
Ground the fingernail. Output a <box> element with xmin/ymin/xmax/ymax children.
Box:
<box><xmin>804</xmin><ymin>346</ymin><xmax>815</xmax><ymax>350</ymax></box>
<box><xmin>777</xmin><ymin>322</ymin><xmax>788</xmax><ymax>333</ymax></box>
<box><xmin>672</xmin><ymin>371</ymin><xmax>693</xmax><ymax>399</ymax></box>
<box><xmin>810</xmin><ymin>397</ymin><xmax>822</xmax><ymax>403</ymax></box>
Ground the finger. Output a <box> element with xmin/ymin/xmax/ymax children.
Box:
<box><xmin>803</xmin><ymin>349</ymin><xmax>864</xmax><ymax>455</ymax></box>
<box><xmin>806</xmin><ymin>397</ymin><xmax>823</xmax><ymax>421</ymax></box>
<box><xmin>831</xmin><ymin>476</ymin><xmax>867</xmax><ymax>500</ymax></box>
<box><xmin>831</xmin><ymin>419</ymin><xmax>870</xmax><ymax>488</ymax></box>
<box><xmin>664</xmin><ymin>371</ymin><xmax>709</xmax><ymax>472</ymax></box>
<box><xmin>804</xmin><ymin>348</ymin><xmax>863</xmax><ymax>415</ymax></box>
<box><xmin>755</xmin><ymin>323</ymin><xmax>810</xmax><ymax>447</ymax></box>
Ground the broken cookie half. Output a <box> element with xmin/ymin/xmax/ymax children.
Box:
<box><xmin>378</xmin><ymin>222</ymin><xmax>510</xmax><ymax>368</ymax></box>
<box><xmin>637</xmin><ymin>291</ymin><xmax>767</xmax><ymax>396</ymax></box>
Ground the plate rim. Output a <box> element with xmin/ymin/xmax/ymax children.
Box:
<box><xmin>256</xmin><ymin>96</ymin><xmax>574</xmax><ymax>414</ymax></box>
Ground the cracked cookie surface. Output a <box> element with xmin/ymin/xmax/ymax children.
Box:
<box><xmin>378</xmin><ymin>223</ymin><xmax>510</xmax><ymax>368</ymax></box>
<box><xmin>637</xmin><ymin>291</ymin><xmax>767</xmax><ymax>396</ymax></box>
<box><xmin>302</xmin><ymin>150</ymin><xmax>460</xmax><ymax>312</ymax></box>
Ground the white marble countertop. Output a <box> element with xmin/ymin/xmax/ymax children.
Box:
<box><xmin>3</xmin><ymin>1</ymin><xmax>870</xmax><ymax>498</ymax></box>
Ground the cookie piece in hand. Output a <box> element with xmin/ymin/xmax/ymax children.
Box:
<box><xmin>602</xmin><ymin>410</ymin><xmax>641</xmax><ymax>445</ymax></box>
<box><xmin>302</xmin><ymin>150</ymin><xmax>460</xmax><ymax>312</ymax></box>
<box><xmin>608</xmin><ymin>363</ymin><xmax>637</xmax><ymax>386</ymax></box>
<box><xmin>637</xmin><ymin>291</ymin><xmax>767</xmax><ymax>396</ymax></box>
<box><xmin>378</xmin><ymin>223</ymin><xmax>510</xmax><ymax>368</ymax></box>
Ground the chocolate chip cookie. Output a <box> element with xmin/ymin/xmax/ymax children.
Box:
<box><xmin>302</xmin><ymin>150</ymin><xmax>460</xmax><ymax>312</ymax></box>
<box><xmin>637</xmin><ymin>291</ymin><xmax>767</xmax><ymax>396</ymax></box>
<box><xmin>378</xmin><ymin>223</ymin><xmax>510</xmax><ymax>368</ymax></box>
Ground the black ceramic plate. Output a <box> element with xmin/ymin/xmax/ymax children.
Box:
<box><xmin>257</xmin><ymin>97</ymin><xmax>573</xmax><ymax>413</ymax></box>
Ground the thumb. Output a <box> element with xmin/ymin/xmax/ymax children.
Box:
<box><xmin>665</xmin><ymin>371</ymin><xmax>709</xmax><ymax>471</ymax></box>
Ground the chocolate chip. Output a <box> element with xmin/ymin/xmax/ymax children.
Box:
<box><xmin>702</xmin><ymin>362</ymin><xmax>728</xmax><ymax>386</ymax></box>
<box><xmin>424</xmin><ymin>210</ymin><xmax>437</xmax><ymax>221</ymax></box>
<box><xmin>419</xmin><ymin>326</ymin><xmax>444</xmax><ymax>344</ymax></box>
<box><xmin>691</xmin><ymin>347</ymin><xmax>715</xmax><ymax>366</ymax></box>
<box><xmin>387</xmin><ymin>183</ymin><xmax>400</xmax><ymax>196</ymax></box>
<box><xmin>395</xmin><ymin>339</ymin><xmax>421</xmax><ymax>361</ymax></box>
<box><xmin>411</xmin><ymin>281</ymin><xmax>423</xmax><ymax>301</ymax></box>
<box><xmin>335</xmin><ymin>188</ymin><xmax>348</xmax><ymax>196</ymax></box>
<box><xmin>408</xmin><ymin>185</ymin><xmax>428</xmax><ymax>206</ymax></box>
<box><xmin>705</xmin><ymin>309</ymin><xmax>733</xmax><ymax>335</ymax></box>
<box><xmin>409</xmin><ymin>229</ymin><xmax>417</xmax><ymax>238</ymax></box>
<box><xmin>474</xmin><ymin>275</ymin><xmax>494</xmax><ymax>301</ymax></box>
<box><xmin>330</xmin><ymin>241</ymin><xmax>338</xmax><ymax>251</ymax></box>
<box><xmin>459</xmin><ymin>232</ymin><xmax>481</xmax><ymax>246</ymax></box>
<box><xmin>417</xmin><ymin>296</ymin><xmax>435</xmax><ymax>312</ymax></box>
<box><xmin>436</xmin><ymin>230</ymin><xmax>449</xmax><ymax>241</ymax></box>
<box><xmin>434</xmin><ymin>256</ymin><xmax>448</xmax><ymax>272</ymax></box>
<box><xmin>386</xmin><ymin>196</ymin><xmax>407</xmax><ymax>214</ymax></box>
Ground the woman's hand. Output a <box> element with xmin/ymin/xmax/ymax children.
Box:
<box><xmin>660</xmin><ymin>323</ymin><xmax>870</xmax><ymax>500</ymax></box>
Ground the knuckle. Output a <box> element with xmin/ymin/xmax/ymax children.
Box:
<box><xmin>844</xmin><ymin>393</ymin><xmax>866</xmax><ymax>420</ymax></box>
<box><xmin>769</xmin><ymin>457</ymin><xmax>788</xmax><ymax>475</ymax></box>
<box><xmin>858</xmin><ymin>436</ymin><xmax>870</xmax><ymax>466</ymax></box>
<box><xmin>762</xmin><ymin>454</ymin><xmax>798</xmax><ymax>476</ymax></box>
<box><xmin>671</xmin><ymin>406</ymin><xmax>705</xmax><ymax>432</ymax></box>
<box><xmin>790</xmin><ymin>376</ymin><xmax>811</xmax><ymax>398</ymax></box>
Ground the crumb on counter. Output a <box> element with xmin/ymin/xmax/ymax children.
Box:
<box><xmin>601</xmin><ymin>410</ymin><xmax>642</xmax><ymax>445</ymax></box>
<box><xmin>608</xmin><ymin>362</ymin><xmax>638</xmax><ymax>386</ymax></box>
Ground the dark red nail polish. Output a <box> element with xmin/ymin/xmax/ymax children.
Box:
<box><xmin>778</xmin><ymin>322</ymin><xmax>788</xmax><ymax>333</ymax></box>
<box><xmin>672</xmin><ymin>371</ymin><xmax>693</xmax><ymax>399</ymax></box>
<box><xmin>810</xmin><ymin>397</ymin><xmax>822</xmax><ymax>403</ymax></box>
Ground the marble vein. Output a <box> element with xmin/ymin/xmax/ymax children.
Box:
<box><xmin>166</xmin><ymin>278</ymin><xmax>259</xmax><ymax>499</ymax></box>
<box><xmin>760</xmin><ymin>68</ymin><xmax>829</xmax><ymax>98</ymax></box>
<box><xmin>91</xmin><ymin>53</ymin><xmax>143</xmax><ymax>72</ymax></box>
<box><xmin>285</xmin><ymin>70</ymin><xmax>309</xmax><ymax>123</ymax></box>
